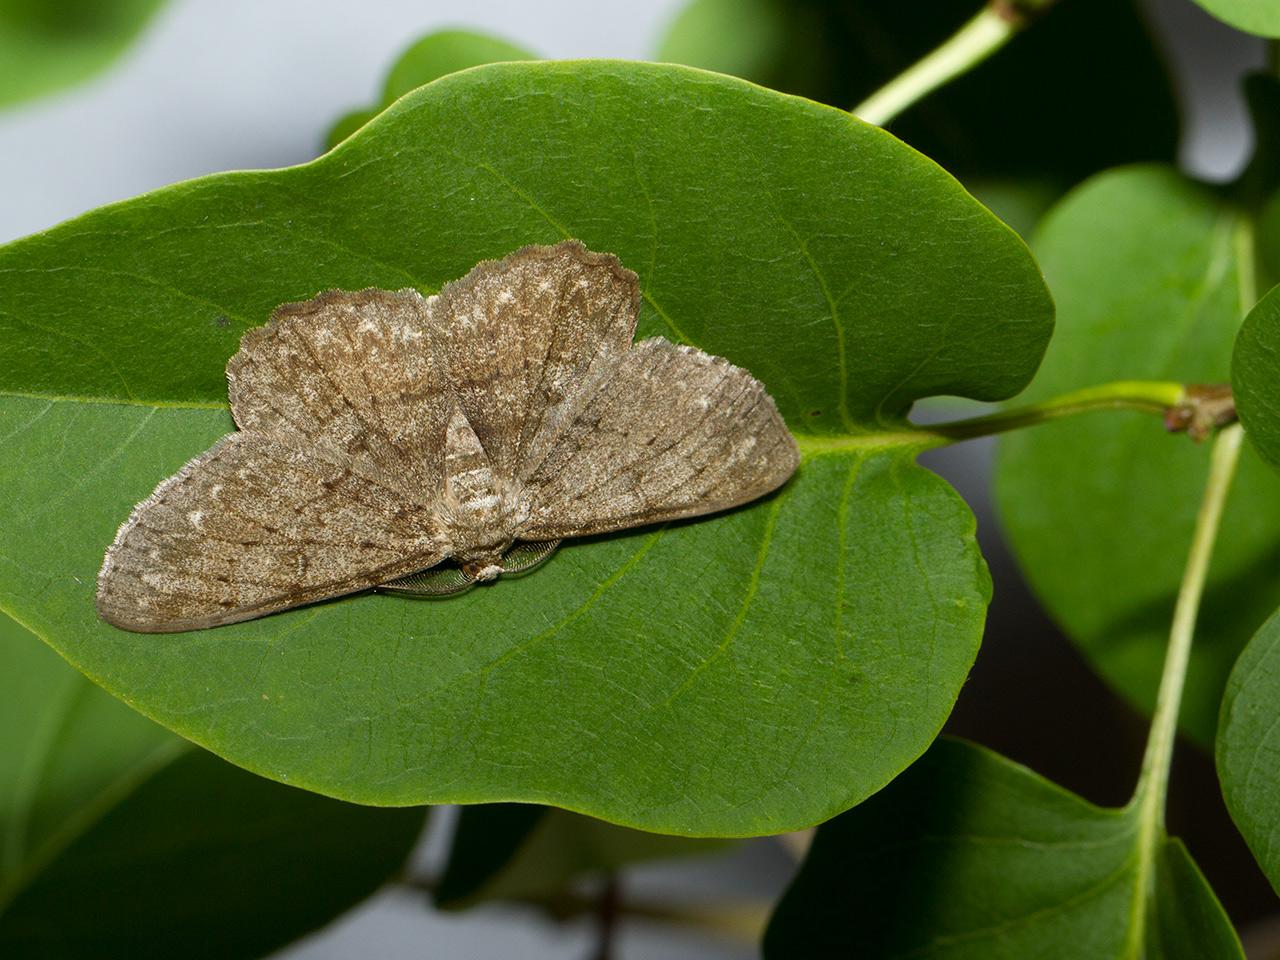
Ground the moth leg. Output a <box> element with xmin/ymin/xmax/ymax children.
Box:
<box><xmin>376</xmin><ymin>540</ymin><xmax>560</xmax><ymax>597</ymax></box>
<box><xmin>500</xmin><ymin>539</ymin><xmax>561</xmax><ymax>576</ymax></box>
<box><xmin>378</xmin><ymin>564</ymin><xmax>476</xmax><ymax>597</ymax></box>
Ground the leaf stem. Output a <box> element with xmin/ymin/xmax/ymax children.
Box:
<box><xmin>793</xmin><ymin>378</ymin><xmax>1233</xmax><ymax>463</ymax></box>
<box><xmin>923</xmin><ymin>380</ymin><xmax>1189</xmax><ymax>442</ymax></box>
<box><xmin>794</xmin><ymin>379</ymin><xmax>1193</xmax><ymax>459</ymax></box>
<box><xmin>852</xmin><ymin>2</ymin><xmax>1055</xmax><ymax>127</ymax></box>
<box><xmin>1132</xmin><ymin>423</ymin><xmax>1242</xmax><ymax>812</ymax></box>
<box><xmin>1123</xmin><ymin>423</ymin><xmax>1242</xmax><ymax>953</ymax></box>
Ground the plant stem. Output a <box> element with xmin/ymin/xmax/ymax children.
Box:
<box><xmin>396</xmin><ymin>872</ymin><xmax>770</xmax><ymax>942</ymax></box>
<box><xmin>924</xmin><ymin>380</ymin><xmax>1188</xmax><ymax>442</ymax></box>
<box><xmin>1123</xmin><ymin>424</ymin><xmax>1242</xmax><ymax>952</ymax></box>
<box><xmin>852</xmin><ymin>2</ymin><xmax>1049</xmax><ymax>127</ymax></box>
<box><xmin>590</xmin><ymin>873</ymin><xmax>622</xmax><ymax>960</ymax></box>
<box><xmin>794</xmin><ymin>379</ymin><xmax>1191</xmax><ymax>459</ymax></box>
<box><xmin>1132</xmin><ymin>423</ymin><xmax>1242</xmax><ymax>813</ymax></box>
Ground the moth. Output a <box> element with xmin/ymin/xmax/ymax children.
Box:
<box><xmin>97</xmin><ymin>241</ymin><xmax>799</xmax><ymax>632</ymax></box>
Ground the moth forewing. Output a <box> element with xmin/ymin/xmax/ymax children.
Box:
<box><xmin>97</xmin><ymin>241</ymin><xmax>797</xmax><ymax>631</ymax></box>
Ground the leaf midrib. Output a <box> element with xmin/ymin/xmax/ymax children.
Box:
<box><xmin>0</xmin><ymin>391</ymin><xmax>940</xmax><ymax>458</ymax></box>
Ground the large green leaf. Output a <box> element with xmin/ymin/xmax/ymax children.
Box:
<box><xmin>656</xmin><ymin>0</ymin><xmax>1177</xmax><ymax>184</ymax></box>
<box><xmin>1221</xmin><ymin>285</ymin><xmax>1280</xmax><ymax>893</ymax></box>
<box><xmin>436</xmin><ymin>804</ymin><xmax>728</xmax><ymax>908</ymax></box>
<box><xmin>326</xmin><ymin>29</ymin><xmax>535</xmax><ymax>148</ymax></box>
<box><xmin>0</xmin><ymin>0</ymin><xmax>166</xmax><ymax>109</ymax></box>
<box><xmin>1216</xmin><ymin>607</ymin><xmax>1280</xmax><ymax>896</ymax></box>
<box><xmin>995</xmin><ymin>166</ymin><xmax>1280</xmax><ymax>746</ymax></box>
<box><xmin>0</xmin><ymin>612</ymin><xmax>425</xmax><ymax>957</ymax></box>
<box><xmin>1190</xmin><ymin>0</ymin><xmax>1280</xmax><ymax>37</ymax></box>
<box><xmin>763</xmin><ymin>738</ymin><xmax>1242</xmax><ymax>959</ymax></box>
<box><xmin>0</xmin><ymin>61</ymin><xmax>1051</xmax><ymax>836</ymax></box>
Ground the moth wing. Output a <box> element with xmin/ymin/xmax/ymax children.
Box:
<box><xmin>518</xmin><ymin>339</ymin><xmax>799</xmax><ymax>540</ymax></box>
<box><xmin>427</xmin><ymin>240</ymin><xmax>639</xmax><ymax>479</ymax></box>
<box><xmin>96</xmin><ymin>433</ymin><xmax>446</xmax><ymax>632</ymax></box>
<box><xmin>227</xmin><ymin>288</ymin><xmax>453</xmax><ymax>498</ymax></box>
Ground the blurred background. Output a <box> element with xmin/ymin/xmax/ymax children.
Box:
<box><xmin>0</xmin><ymin>1</ymin><xmax>1273</xmax><ymax>957</ymax></box>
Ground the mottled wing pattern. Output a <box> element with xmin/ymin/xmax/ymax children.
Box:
<box><xmin>98</xmin><ymin>242</ymin><xmax>800</xmax><ymax>632</ymax></box>
<box><xmin>227</xmin><ymin>288</ymin><xmax>452</xmax><ymax>497</ymax></box>
<box><xmin>427</xmin><ymin>241</ymin><xmax>639</xmax><ymax>479</ymax></box>
<box><xmin>519</xmin><ymin>339</ymin><xmax>799</xmax><ymax>540</ymax></box>
<box><xmin>97</xmin><ymin>432</ymin><xmax>446</xmax><ymax>632</ymax></box>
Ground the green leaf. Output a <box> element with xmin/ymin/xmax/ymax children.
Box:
<box><xmin>656</xmin><ymin>0</ymin><xmax>1178</xmax><ymax>185</ymax></box>
<box><xmin>0</xmin><ymin>0</ymin><xmax>166</xmax><ymax>109</ymax></box>
<box><xmin>1189</xmin><ymin>0</ymin><xmax>1280</xmax><ymax>37</ymax></box>
<box><xmin>1233</xmin><ymin>283</ymin><xmax>1280</xmax><ymax>469</ymax></box>
<box><xmin>655</xmin><ymin>0</ymin><xmax>788</xmax><ymax>81</ymax></box>
<box><xmin>437</xmin><ymin>804</ymin><xmax>729</xmax><ymax>909</ymax></box>
<box><xmin>325</xmin><ymin>29</ymin><xmax>536</xmax><ymax>149</ymax></box>
<box><xmin>965</xmin><ymin>177</ymin><xmax>1061</xmax><ymax>241</ymax></box>
<box><xmin>1216</xmin><ymin>608</ymin><xmax>1280</xmax><ymax>895</ymax></box>
<box><xmin>995</xmin><ymin>166</ymin><xmax>1280</xmax><ymax>746</ymax></box>
<box><xmin>0</xmin><ymin>615</ymin><xmax>178</xmax><ymax>900</ymax></box>
<box><xmin>763</xmin><ymin>738</ymin><xmax>1243</xmax><ymax>959</ymax></box>
<box><xmin>0</xmin><ymin>613</ymin><xmax>425</xmax><ymax>957</ymax></box>
<box><xmin>0</xmin><ymin>61</ymin><xmax>1051</xmax><ymax>836</ymax></box>
<box><xmin>435</xmin><ymin>804</ymin><xmax>546</xmax><ymax>906</ymax></box>
<box><xmin>1223</xmin><ymin>291</ymin><xmax>1280</xmax><ymax>892</ymax></box>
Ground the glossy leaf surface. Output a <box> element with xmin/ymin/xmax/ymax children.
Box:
<box><xmin>0</xmin><ymin>61</ymin><xmax>1051</xmax><ymax>835</ymax></box>
<box><xmin>1233</xmin><ymin>283</ymin><xmax>1280</xmax><ymax>469</ymax></box>
<box><xmin>1217</xmin><ymin>607</ymin><xmax>1280</xmax><ymax>895</ymax></box>
<box><xmin>1222</xmin><ymin>288</ymin><xmax>1280</xmax><ymax>893</ymax></box>
<box><xmin>764</xmin><ymin>739</ymin><xmax>1242</xmax><ymax>959</ymax></box>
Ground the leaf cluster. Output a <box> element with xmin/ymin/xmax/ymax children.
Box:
<box><xmin>4</xmin><ymin>1</ymin><xmax>1280</xmax><ymax>955</ymax></box>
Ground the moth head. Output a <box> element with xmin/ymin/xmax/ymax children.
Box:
<box><xmin>462</xmin><ymin>560</ymin><xmax>503</xmax><ymax>582</ymax></box>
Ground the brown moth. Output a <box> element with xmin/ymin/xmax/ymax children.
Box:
<box><xmin>96</xmin><ymin>241</ymin><xmax>799</xmax><ymax>632</ymax></box>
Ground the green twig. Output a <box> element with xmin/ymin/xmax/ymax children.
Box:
<box><xmin>794</xmin><ymin>379</ymin><xmax>1203</xmax><ymax>459</ymax></box>
<box><xmin>396</xmin><ymin>872</ymin><xmax>769</xmax><ymax>942</ymax></box>
<box><xmin>924</xmin><ymin>380</ymin><xmax>1189</xmax><ymax>441</ymax></box>
<box><xmin>1124</xmin><ymin>423</ymin><xmax>1243</xmax><ymax>951</ymax></box>
<box><xmin>1132</xmin><ymin>423</ymin><xmax>1242</xmax><ymax>812</ymax></box>
<box><xmin>852</xmin><ymin>2</ymin><xmax>1053</xmax><ymax>127</ymax></box>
